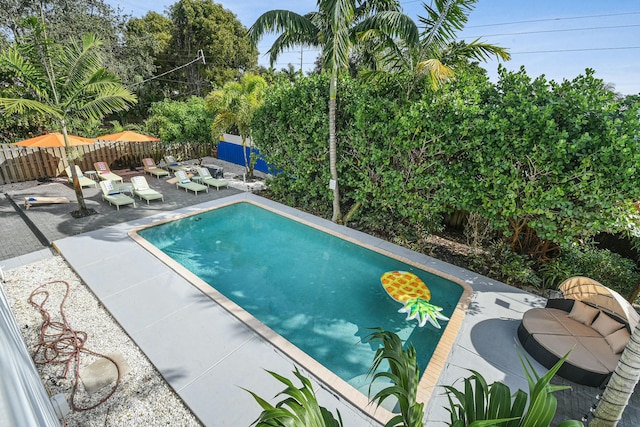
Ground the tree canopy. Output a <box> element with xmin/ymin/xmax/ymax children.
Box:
<box><xmin>144</xmin><ymin>96</ymin><xmax>213</xmax><ymax>144</ymax></box>
<box><xmin>166</xmin><ymin>0</ymin><xmax>258</xmax><ymax>95</ymax></box>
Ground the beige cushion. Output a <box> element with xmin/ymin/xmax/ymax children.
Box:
<box><xmin>568</xmin><ymin>300</ymin><xmax>599</xmax><ymax>325</ymax></box>
<box><xmin>605</xmin><ymin>328</ymin><xmax>631</xmax><ymax>354</ymax></box>
<box><xmin>533</xmin><ymin>334</ymin><xmax>610</xmax><ymax>374</ymax></box>
<box><xmin>521</xmin><ymin>308</ymin><xmax>572</xmax><ymax>335</ymax></box>
<box><xmin>591</xmin><ymin>313</ymin><xmax>624</xmax><ymax>337</ymax></box>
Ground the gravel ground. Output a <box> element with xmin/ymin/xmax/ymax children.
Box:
<box><xmin>3</xmin><ymin>255</ymin><xmax>203</xmax><ymax>427</ymax></box>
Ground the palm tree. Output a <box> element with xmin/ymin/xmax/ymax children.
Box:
<box><xmin>248</xmin><ymin>0</ymin><xmax>419</xmax><ymax>223</ymax></box>
<box><xmin>205</xmin><ymin>72</ymin><xmax>267</xmax><ymax>179</ymax></box>
<box><xmin>0</xmin><ymin>20</ymin><xmax>136</xmax><ymax>216</ymax></box>
<box><xmin>589</xmin><ymin>322</ymin><xmax>640</xmax><ymax>426</ymax></box>
<box><xmin>371</xmin><ymin>0</ymin><xmax>510</xmax><ymax>94</ymax></box>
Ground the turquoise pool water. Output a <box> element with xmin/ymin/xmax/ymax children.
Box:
<box><xmin>138</xmin><ymin>202</ymin><xmax>463</xmax><ymax>391</ymax></box>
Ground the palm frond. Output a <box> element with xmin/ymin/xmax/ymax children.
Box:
<box><xmin>248</xmin><ymin>9</ymin><xmax>318</xmax><ymax>45</ymax></box>
<box><xmin>0</xmin><ymin>47</ymin><xmax>51</xmax><ymax>100</ymax></box>
<box><xmin>419</xmin><ymin>0</ymin><xmax>477</xmax><ymax>56</ymax></box>
<box><xmin>211</xmin><ymin>111</ymin><xmax>235</xmax><ymax>139</ymax></box>
<box><xmin>72</xmin><ymin>85</ymin><xmax>137</xmax><ymax>121</ymax></box>
<box><xmin>268</xmin><ymin>32</ymin><xmax>319</xmax><ymax>66</ymax></box>
<box><xmin>61</xmin><ymin>34</ymin><xmax>104</xmax><ymax>93</ymax></box>
<box><xmin>416</xmin><ymin>58</ymin><xmax>455</xmax><ymax>89</ymax></box>
<box><xmin>354</xmin><ymin>11</ymin><xmax>419</xmax><ymax>46</ymax></box>
<box><xmin>447</xmin><ymin>38</ymin><xmax>511</xmax><ymax>62</ymax></box>
<box><xmin>356</xmin><ymin>0</ymin><xmax>402</xmax><ymax>15</ymax></box>
<box><xmin>0</xmin><ymin>97</ymin><xmax>62</xmax><ymax>118</ymax></box>
<box><xmin>320</xmin><ymin>0</ymin><xmax>357</xmax><ymax>71</ymax></box>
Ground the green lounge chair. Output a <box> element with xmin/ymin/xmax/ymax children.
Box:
<box><xmin>99</xmin><ymin>180</ymin><xmax>136</xmax><ymax>210</ymax></box>
<box><xmin>175</xmin><ymin>170</ymin><xmax>208</xmax><ymax>195</ymax></box>
<box><xmin>164</xmin><ymin>155</ymin><xmax>190</xmax><ymax>174</ymax></box>
<box><xmin>196</xmin><ymin>167</ymin><xmax>229</xmax><ymax>190</ymax></box>
<box><xmin>142</xmin><ymin>158</ymin><xmax>170</xmax><ymax>179</ymax></box>
<box><xmin>65</xmin><ymin>165</ymin><xmax>97</xmax><ymax>188</ymax></box>
<box><xmin>131</xmin><ymin>176</ymin><xmax>164</xmax><ymax>204</ymax></box>
<box><xmin>94</xmin><ymin>161</ymin><xmax>123</xmax><ymax>183</ymax></box>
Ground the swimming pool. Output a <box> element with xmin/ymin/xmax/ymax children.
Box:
<box><xmin>132</xmin><ymin>200</ymin><xmax>469</xmax><ymax>415</ymax></box>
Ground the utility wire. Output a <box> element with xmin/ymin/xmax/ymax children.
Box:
<box><xmin>512</xmin><ymin>46</ymin><xmax>640</xmax><ymax>55</ymax></box>
<box><xmin>466</xmin><ymin>24</ymin><xmax>640</xmax><ymax>39</ymax></box>
<box><xmin>464</xmin><ymin>11</ymin><xmax>640</xmax><ymax>29</ymax></box>
<box><xmin>397</xmin><ymin>1</ymin><xmax>640</xmax><ymax>28</ymax></box>
<box><xmin>128</xmin><ymin>50</ymin><xmax>205</xmax><ymax>87</ymax></box>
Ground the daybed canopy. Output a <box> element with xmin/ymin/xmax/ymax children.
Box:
<box><xmin>560</xmin><ymin>276</ymin><xmax>639</xmax><ymax>330</ymax></box>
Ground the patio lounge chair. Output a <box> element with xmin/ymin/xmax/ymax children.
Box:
<box><xmin>94</xmin><ymin>161</ymin><xmax>123</xmax><ymax>183</ymax></box>
<box><xmin>131</xmin><ymin>176</ymin><xmax>164</xmax><ymax>204</ymax></box>
<box><xmin>163</xmin><ymin>155</ymin><xmax>190</xmax><ymax>174</ymax></box>
<box><xmin>518</xmin><ymin>276</ymin><xmax>639</xmax><ymax>387</ymax></box>
<box><xmin>99</xmin><ymin>180</ymin><xmax>136</xmax><ymax>210</ymax></box>
<box><xmin>65</xmin><ymin>165</ymin><xmax>97</xmax><ymax>188</ymax></box>
<box><xmin>142</xmin><ymin>158</ymin><xmax>170</xmax><ymax>179</ymax></box>
<box><xmin>196</xmin><ymin>167</ymin><xmax>229</xmax><ymax>190</ymax></box>
<box><xmin>175</xmin><ymin>170</ymin><xmax>208</xmax><ymax>195</ymax></box>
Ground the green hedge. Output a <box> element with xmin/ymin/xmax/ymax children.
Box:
<box><xmin>252</xmin><ymin>68</ymin><xmax>640</xmax><ymax>293</ymax></box>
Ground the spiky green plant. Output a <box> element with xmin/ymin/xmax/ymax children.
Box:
<box><xmin>366</xmin><ymin>328</ymin><xmax>424</xmax><ymax>427</ymax></box>
<box><xmin>245</xmin><ymin>367</ymin><xmax>343</xmax><ymax>427</ymax></box>
<box><xmin>444</xmin><ymin>349</ymin><xmax>584</xmax><ymax>427</ymax></box>
<box><xmin>247</xmin><ymin>330</ymin><xmax>583</xmax><ymax>427</ymax></box>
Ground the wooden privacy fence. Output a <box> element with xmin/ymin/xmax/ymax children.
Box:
<box><xmin>0</xmin><ymin>141</ymin><xmax>215</xmax><ymax>185</ymax></box>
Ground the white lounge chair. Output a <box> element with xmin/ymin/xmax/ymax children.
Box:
<box><xmin>142</xmin><ymin>158</ymin><xmax>170</xmax><ymax>179</ymax></box>
<box><xmin>175</xmin><ymin>170</ymin><xmax>208</xmax><ymax>195</ymax></box>
<box><xmin>94</xmin><ymin>161</ymin><xmax>123</xmax><ymax>183</ymax></box>
<box><xmin>163</xmin><ymin>155</ymin><xmax>190</xmax><ymax>174</ymax></box>
<box><xmin>99</xmin><ymin>180</ymin><xmax>135</xmax><ymax>210</ymax></box>
<box><xmin>196</xmin><ymin>167</ymin><xmax>229</xmax><ymax>190</ymax></box>
<box><xmin>131</xmin><ymin>176</ymin><xmax>164</xmax><ymax>204</ymax></box>
<box><xmin>65</xmin><ymin>165</ymin><xmax>97</xmax><ymax>188</ymax></box>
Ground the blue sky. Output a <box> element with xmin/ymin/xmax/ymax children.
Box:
<box><xmin>108</xmin><ymin>0</ymin><xmax>640</xmax><ymax>95</ymax></box>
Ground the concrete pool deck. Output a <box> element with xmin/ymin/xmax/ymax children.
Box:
<box><xmin>3</xmin><ymin>176</ymin><xmax>640</xmax><ymax>425</ymax></box>
<box><xmin>35</xmin><ymin>193</ymin><xmax>568</xmax><ymax>425</ymax></box>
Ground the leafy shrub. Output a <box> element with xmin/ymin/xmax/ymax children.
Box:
<box><xmin>468</xmin><ymin>241</ymin><xmax>541</xmax><ymax>288</ymax></box>
<box><xmin>539</xmin><ymin>245</ymin><xmax>640</xmax><ymax>298</ymax></box>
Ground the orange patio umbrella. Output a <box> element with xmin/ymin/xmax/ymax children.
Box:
<box><xmin>14</xmin><ymin>132</ymin><xmax>96</xmax><ymax>147</ymax></box>
<box><xmin>96</xmin><ymin>130</ymin><xmax>160</xmax><ymax>142</ymax></box>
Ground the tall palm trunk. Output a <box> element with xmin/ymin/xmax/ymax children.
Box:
<box><xmin>589</xmin><ymin>322</ymin><xmax>640</xmax><ymax>426</ymax></box>
<box><xmin>61</xmin><ymin>121</ymin><xmax>88</xmax><ymax>212</ymax></box>
<box><xmin>241</xmin><ymin>137</ymin><xmax>250</xmax><ymax>177</ymax></box>
<box><xmin>329</xmin><ymin>68</ymin><xmax>342</xmax><ymax>223</ymax></box>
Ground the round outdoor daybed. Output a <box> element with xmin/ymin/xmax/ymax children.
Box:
<box><xmin>518</xmin><ymin>276</ymin><xmax>639</xmax><ymax>388</ymax></box>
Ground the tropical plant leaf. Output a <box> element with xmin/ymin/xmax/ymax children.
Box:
<box><xmin>245</xmin><ymin>368</ymin><xmax>343</xmax><ymax>427</ymax></box>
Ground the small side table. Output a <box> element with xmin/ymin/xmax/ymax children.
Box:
<box><xmin>118</xmin><ymin>183</ymin><xmax>134</xmax><ymax>196</ymax></box>
<box><xmin>84</xmin><ymin>170</ymin><xmax>98</xmax><ymax>181</ymax></box>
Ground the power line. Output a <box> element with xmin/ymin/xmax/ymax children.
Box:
<box><xmin>129</xmin><ymin>50</ymin><xmax>205</xmax><ymax>87</ymax></box>
<box><xmin>464</xmin><ymin>11</ymin><xmax>640</xmax><ymax>29</ymax></box>
<box><xmin>512</xmin><ymin>46</ymin><xmax>640</xmax><ymax>55</ymax></box>
<box><xmin>466</xmin><ymin>24</ymin><xmax>640</xmax><ymax>39</ymax></box>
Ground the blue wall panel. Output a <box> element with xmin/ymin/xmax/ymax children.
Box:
<box><xmin>217</xmin><ymin>141</ymin><xmax>269</xmax><ymax>174</ymax></box>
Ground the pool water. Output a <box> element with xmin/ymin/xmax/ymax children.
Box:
<box><xmin>138</xmin><ymin>202</ymin><xmax>463</xmax><ymax>391</ymax></box>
